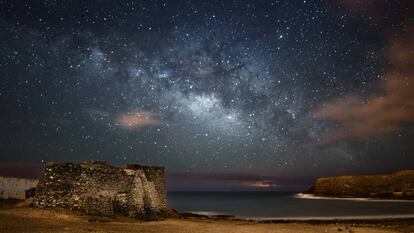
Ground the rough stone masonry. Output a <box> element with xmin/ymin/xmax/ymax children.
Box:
<box><xmin>33</xmin><ymin>161</ymin><xmax>167</xmax><ymax>220</ymax></box>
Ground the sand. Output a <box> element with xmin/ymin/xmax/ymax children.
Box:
<box><xmin>1</xmin><ymin>206</ymin><xmax>412</xmax><ymax>233</ymax></box>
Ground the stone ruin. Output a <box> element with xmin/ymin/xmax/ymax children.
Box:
<box><xmin>33</xmin><ymin>161</ymin><xmax>167</xmax><ymax>220</ymax></box>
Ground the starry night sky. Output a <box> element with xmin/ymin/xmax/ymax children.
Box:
<box><xmin>1</xmin><ymin>0</ymin><xmax>413</xmax><ymax>190</ymax></box>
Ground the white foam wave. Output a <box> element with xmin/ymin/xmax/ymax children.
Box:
<box><xmin>240</xmin><ymin>214</ymin><xmax>414</xmax><ymax>221</ymax></box>
<box><xmin>295</xmin><ymin>193</ymin><xmax>414</xmax><ymax>202</ymax></box>
<box><xmin>190</xmin><ymin>211</ymin><xmax>227</xmax><ymax>216</ymax></box>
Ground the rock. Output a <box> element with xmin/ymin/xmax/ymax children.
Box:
<box><xmin>307</xmin><ymin>170</ymin><xmax>414</xmax><ymax>199</ymax></box>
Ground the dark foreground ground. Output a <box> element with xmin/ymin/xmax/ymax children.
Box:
<box><xmin>0</xmin><ymin>199</ymin><xmax>413</xmax><ymax>233</ymax></box>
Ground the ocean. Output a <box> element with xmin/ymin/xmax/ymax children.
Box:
<box><xmin>167</xmin><ymin>191</ymin><xmax>414</xmax><ymax>219</ymax></box>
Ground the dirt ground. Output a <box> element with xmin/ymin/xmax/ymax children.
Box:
<box><xmin>1</xmin><ymin>206</ymin><xmax>413</xmax><ymax>233</ymax></box>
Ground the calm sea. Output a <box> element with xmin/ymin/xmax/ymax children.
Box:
<box><xmin>167</xmin><ymin>191</ymin><xmax>414</xmax><ymax>219</ymax></box>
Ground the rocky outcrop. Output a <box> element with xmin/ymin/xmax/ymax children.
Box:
<box><xmin>307</xmin><ymin>170</ymin><xmax>414</xmax><ymax>199</ymax></box>
<box><xmin>33</xmin><ymin>161</ymin><xmax>167</xmax><ymax>220</ymax></box>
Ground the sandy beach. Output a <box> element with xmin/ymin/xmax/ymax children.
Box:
<box><xmin>0</xmin><ymin>205</ymin><xmax>413</xmax><ymax>233</ymax></box>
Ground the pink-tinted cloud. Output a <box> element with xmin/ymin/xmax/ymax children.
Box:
<box><xmin>243</xmin><ymin>180</ymin><xmax>276</xmax><ymax>188</ymax></box>
<box><xmin>314</xmin><ymin>76</ymin><xmax>414</xmax><ymax>142</ymax></box>
<box><xmin>313</xmin><ymin>28</ymin><xmax>414</xmax><ymax>142</ymax></box>
<box><xmin>116</xmin><ymin>111</ymin><xmax>162</xmax><ymax>129</ymax></box>
<box><xmin>168</xmin><ymin>172</ymin><xmax>314</xmax><ymax>188</ymax></box>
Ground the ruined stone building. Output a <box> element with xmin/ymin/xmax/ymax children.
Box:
<box><xmin>33</xmin><ymin>161</ymin><xmax>167</xmax><ymax>219</ymax></box>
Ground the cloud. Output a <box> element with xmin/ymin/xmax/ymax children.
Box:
<box><xmin>84</xmin><ymin>109</ymin><xmax>162</xmax><ymax>129</ymax></box>
<box><xmin>313</xmin><ymin>28</ymin><xmax>414</xmax><ymax>142</ymax></box>
<box><xmin>169</xmin><ymin>172</ymin><xmax>275</xmax><ymax>182</ymax></box>
<box><xmin>313</xmin><ymin>77</ymin><xmax>414</xmax><ymax>141</ymax></box>
<box><xmin>168</xmin><ymin>172</ymin><xmax>314</xmax><ymax>189</ymax></box>
<box><xmin>115</xmin><ymin>111</ymin><xmax>162</xmax><ymax>129</ymax></box>
<box><xmin>168</xmin><ymin>172</ymin><xmax>278</xmax><ymax>189</ymax></box>
<box><xmin>243</xmin><ymin>180</ymin><xmax>277</xmax><ymax>188</ymax></box>
<box><xmin>167</xmin><ymin>172</ymin><xmax>318</xmax><ymax>191</ymax></box>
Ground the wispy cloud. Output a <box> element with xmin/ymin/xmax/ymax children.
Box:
<box><xmin>313</xmin><ymin>27</ymin><xmax>414</xmax><ymax>142</ymax></box>
<box><xmin>169</xmin><ymin>172</ymin><xmax>275</xmax><ymax>182</ymax></box>
<box><xmin>168</xmin><ymin>172</ymin><xmax>311</xmax><ymax>190</ymax></box>
<box><xmin>116</xmin><ymin>111</ymin><xmax>162</xmax><ymax>129</ymax></box>
<box><xmin>84</xmin><ymin>109</ymin><xmax>162</xmax><ymax>130</ymax></box>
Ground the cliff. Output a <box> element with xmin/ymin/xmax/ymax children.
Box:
<box><xmin>307</xmin><ymin>170</ymin><xmax>414</xmax><ymax>199</ymax></box>
<box><xmin>33</xmin><ymin>161</ymin><xmax>167</xmax><ymax>220</ymax></box>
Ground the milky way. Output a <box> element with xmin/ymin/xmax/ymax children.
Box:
<box><xmin>1</xmin><ymin>0</ymin><xmax>413</xmax><ymax>189</ymax></box>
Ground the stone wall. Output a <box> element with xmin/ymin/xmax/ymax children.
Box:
<box><xmin>0</xmin><ymin>176</ymin><xmax>38</xmax><ymax>199</ymax></box>
<box><xmin>33</xmin><ymin>161</ymin><xmax>167</xmax><ymax>219</ymax></box>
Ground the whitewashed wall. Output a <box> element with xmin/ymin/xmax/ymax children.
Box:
<box><xmin>0</xmin><ymin>176</ymin><xmax>38</xmax><ymax>199</ymax></box>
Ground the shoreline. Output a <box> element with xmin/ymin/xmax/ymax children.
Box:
<box><xmin>295</xmin><ymin>193</ymin><xmax>414</xmax><ymax>202</ymax></box>
<box><xmin>185</xmin><ymin>211</ymin><xmax>414</xmax><ymax>223</ymax></box>
<box><xmin>177</xmin><ymin>192</ymin><xmax>414</xmax><ymax>221</ymax></box>
<box><xmin>0</xmin><ymin>206</ymin><xmax>412</xmax><ymax>233</ymax></box>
